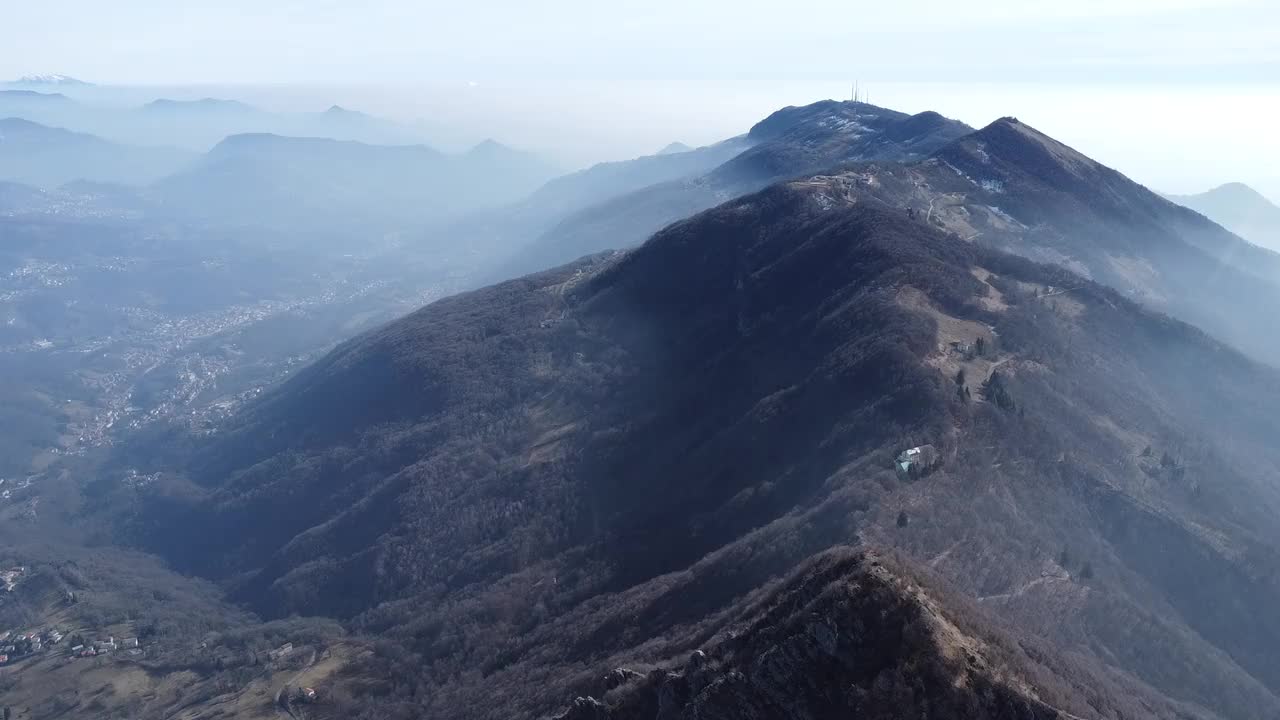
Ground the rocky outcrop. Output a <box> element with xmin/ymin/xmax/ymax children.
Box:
<box><xmin>557</xmin><ymin>549</ymin><xmax>1067</xmax><ymax>720</ymax></box>
<box><xmin>551</xmin><ymin>696</ymin><xmax>610</xmax><ymax>720</ymax></box>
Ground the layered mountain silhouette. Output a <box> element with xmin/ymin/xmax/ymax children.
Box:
<box><xmin>655</xmin><ymin>141</ymin><xmax>694</xmax><ymax>155</ymax></box>
<box><xmin>0</xmin><ymin>89</ymin><xmax>74</xmax><ymax>108</ymax></box>
<box><xmin>1167</xmin><ymin>183</ymin><xmax>1280</xmax><ymax>252</ymax></box>
<box><xmin>0</xmin><ymin>89</ymin><xmax>433</xmax><ymax>151</ymax></box>
<box><xmin>0</xmin><ymin>117</ymin><xmax>194</xmax><ymax>187</ymax></box>
<box><xmin>496</xmin><ymin>101</ymin><xmax>972</xmax><ymax>275</ymax></box>
<box><xmin>526</xmin><ymin>136</ymin><xmax>756</xmax><ymax>216</ymax></box>
<box><xmin>119</xmin><ymin>130</ymin><xmax>1280</xmax><ymax>718</ymax></box>
<box><xmin>151</xmin><ymin>133</ymin><xmax>557</xmax><ymax>232</ymax></box>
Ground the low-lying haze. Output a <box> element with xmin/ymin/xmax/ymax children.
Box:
<box><xmin>4</xmin><ymin>0</ymin><xmax>1277</xmax><ymax>197</ymax></box>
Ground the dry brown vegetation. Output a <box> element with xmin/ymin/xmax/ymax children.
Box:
<box><xmin>72</xmin><ymin>180</ymin><xmax>1280</xmax><ymax>719</ymax></box>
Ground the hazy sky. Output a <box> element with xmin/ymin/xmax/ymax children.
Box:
<box><xmin>4</xmin><ymin>0</ymin><xmax>1277</xmax><ymax>197</ymax></box>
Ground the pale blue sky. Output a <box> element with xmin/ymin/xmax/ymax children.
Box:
<box><xmin>4</xmin><ymin>0</ymin><xmax>1277</xmax><ymax>196</ymax></box>
<box><xmin>5</xmin><ymin>0</ymin><xmax>1277</xmax><ymax>85</ymax></box>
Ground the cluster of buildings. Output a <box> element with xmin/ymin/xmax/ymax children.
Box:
<box><xmin>0</xmin><ymin>626</ymin><xmax>143</xmax><ymax>666</ymax></box>
<box><xmin>70</xmin><ymin>635</ymin><xmax>140</xmax><ymax>659</ymax></box>
<box><xmin>0</xmin><ymin>627</ymin><xmax>62</xmax><ymax>665</ymax></box>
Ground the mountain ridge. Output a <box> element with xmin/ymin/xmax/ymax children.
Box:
<box><xmin>110</xmin><ymin>172</ymin><xmax>1280</xmax><ymax>718</ymax></box>
<box><xmin>498</xmin><ymin>101</ymin><xmax>972</xmax><ymax>276</ymax></box>
<box><xmin>551</xmin><ymin>548</ymin><xmax>1185</xmax><ymax>720</ymax></box>
<box><xmin>779</xmin><ymin>115</ymin><xmax>1280</xmax><ymax>366</ymax></box>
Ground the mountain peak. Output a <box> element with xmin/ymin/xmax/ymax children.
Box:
<box><xmin>1166</xmin><ymin>181</ymin><xmax>1280</xmax><ymax>251</ymax></box>
<box><xmin>656</xmin><ymin>141</ymin><xmax>694</xmax><ymax>155</ymax></box>
<box><xmin>1203</xmin><ymin>181</ymin><xmax>1272</xmax><ymax>201</ymax></box>
<box><xmin>11</xmin><ymin>74</ymin><xmax>91</xmax><ymax>86</ymax></box>
<box><xmin>978</xmin><ymin>116</ymin><xmax>1066</xmax><ymax>149</ymax></box>
<box><xmin>469</xmin><ymin>137</ymin><xmax>506</xmax><ymax>151</ymax></box>
<box><xmin>747</xmin><ymin>99</ymin><xmax>902</xmax><ymax>141</ymax></box>
<box><xmin>324</xmin><ymin>104</ymin><xmax>367</xmax><ymax>117</ymax></box>
<box><xmin>937</xmin><ymin>116</ymin><xmax>1103</xmax><ymax>192</ymax></box>
<box><xmin>465</xmin><ymin>138</ymin><xmax>541</xmax><ymax>164</ymax></box>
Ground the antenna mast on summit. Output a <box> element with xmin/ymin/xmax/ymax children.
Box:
<box><xmin>851</xmin><ymin>81</ymin><xmax>869</xmax><ymax>108</ymax></box>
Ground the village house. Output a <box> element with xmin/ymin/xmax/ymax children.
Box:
<box><xmin>122</xmin><ymin>637</ymin><xmax>139</xmax><ymax>649</ymax></box>
<box><xmin>896</xmin><ymin>444</ymin><xmax>939</xmax><ymax>476</ymax></box>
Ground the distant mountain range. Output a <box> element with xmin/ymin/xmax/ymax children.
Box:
<box><xmin>0</xmin><ymin>89</ymin><xmax>432</xmax><ymax>150</ymax></box>
<box><xmin>0</xmin><ymin>89</ymin><xmax>74</xmax><ymax>104</ymax></box>
<box><xmin>1166</xmin><ymin>182</ymin><xmax>1280</xmax><ymax>252</ymax></box>
<box><xmin>426</xmin><ymin>133</ymin><xmax>757</xmax><ymax>268</ymax></box>
<box><xmin>0</xmin><ymin>112</ymin><xmax>557</xmax><ymax>232</ymax></box>
<box><xmin>0</xmin><ymin>117</ymin><xmax>195</xmax><ymax>187</ymax></box>
<box><xmin>459</xmin><ymin>101</ymin><xmax>972</xmax><ymax>278</ymax></box>
<box><xmin>152</xmin><ymin>132</ymin><xmax>558</xmax><ymax>232</ymax></box>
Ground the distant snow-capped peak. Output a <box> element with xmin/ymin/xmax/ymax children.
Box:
<box><xmin>14</xmin><ymin>74</ymin><xmax>91</xmax><ymax>86</ymax></box>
